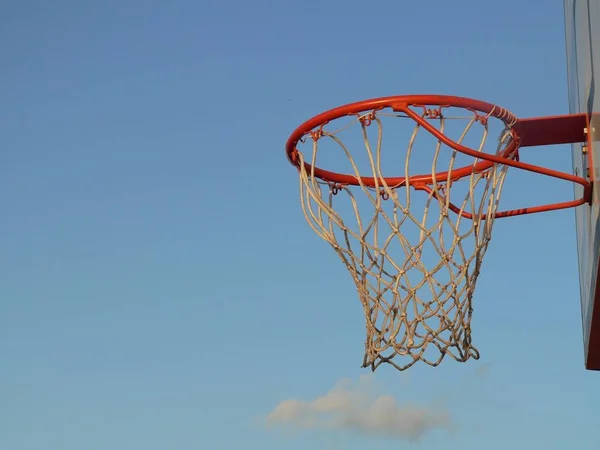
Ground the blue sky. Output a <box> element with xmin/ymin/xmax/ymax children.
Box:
<box><xmin>2</xmin><ymin>0</ymin><xmax>599</xmax><ymax>449</ymax></box>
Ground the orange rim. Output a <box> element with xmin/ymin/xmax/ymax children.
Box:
<box><xmin>286</xmin><ymin>94</ymin><xmax>592</xmax><ymax>217</ymax></box>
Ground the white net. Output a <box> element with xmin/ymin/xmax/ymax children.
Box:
<box><xmin>295</xmin><ymin>106</ymin><xmax>517</xmax><ymax>371</ymax></box>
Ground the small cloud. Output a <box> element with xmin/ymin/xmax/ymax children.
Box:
<box><xmin>264</xmin><ymin>377</ymin><xmax>452</xmax><ymax>442</ymax></box>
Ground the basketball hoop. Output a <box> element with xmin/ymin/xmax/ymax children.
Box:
<box><xmin>285</xmin><ymin>95</ymin><xmax>592</xmax><ymax>371</ymax></box>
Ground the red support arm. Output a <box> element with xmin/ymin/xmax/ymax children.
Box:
<box><xmin>514</xmin><ymin>113</ymin><xmax>589</xmax><ymax>147</ymax></box>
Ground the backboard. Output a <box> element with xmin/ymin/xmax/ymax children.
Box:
<box><xmin>565</xmin><ymin>0</ymin><xmax>600</xmax><ymax>370</ymax></box>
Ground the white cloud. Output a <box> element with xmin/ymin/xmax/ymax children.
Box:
<box><xmin>264</xmin><ymin>376</ymin><xmax>452</xmax><ymax>442</ymax></box>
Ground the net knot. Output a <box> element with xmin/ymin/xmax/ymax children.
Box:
<box><xmin>358</xmin><ymin>112</ymin><xmax>377</xmax><ymax>127</ymax></box>
<box><xmin>328</xmin><ymin>182</ymin><xmax>344</xmax><ymax>195</ymax></box>
<box><xmin>310</xmin><ymin>126</ymin><xmax>326</xmax><ymax>141</ymax></box>
<box><xmin>469</xmin><ymin>108</ymin><xmax>490</xmax><ymax>126</ymax></box>
<box><xmin>419</xmin><ymin>105</ymin><xmax>444</xmax><ymax>119</ymax></box>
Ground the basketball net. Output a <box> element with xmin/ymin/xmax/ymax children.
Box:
<box><xmin>295</xmin><ymin>107</ymin><xmax>517</xmax><ymax>371</ymax></box>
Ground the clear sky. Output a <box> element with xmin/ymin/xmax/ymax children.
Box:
<box><xmin>2</xmin><ymin>0</ymin><xmax>599</xmax><ymax>449</ymax></box>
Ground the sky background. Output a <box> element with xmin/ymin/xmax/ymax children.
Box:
<box><xmin>1</xmin><ymin>0</ymin><xmax>599</xmax><ymax>449</ymax></box>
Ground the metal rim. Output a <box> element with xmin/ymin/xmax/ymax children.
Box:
<box><xmin>285</xmin><ymin>94</ymin><xmax>519</xmax><ymax>188</ymax></box>
<box><xmin>285</xmin><ymin>94</ymin><xmax>592</xmax><ymax>217</ymax></box>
